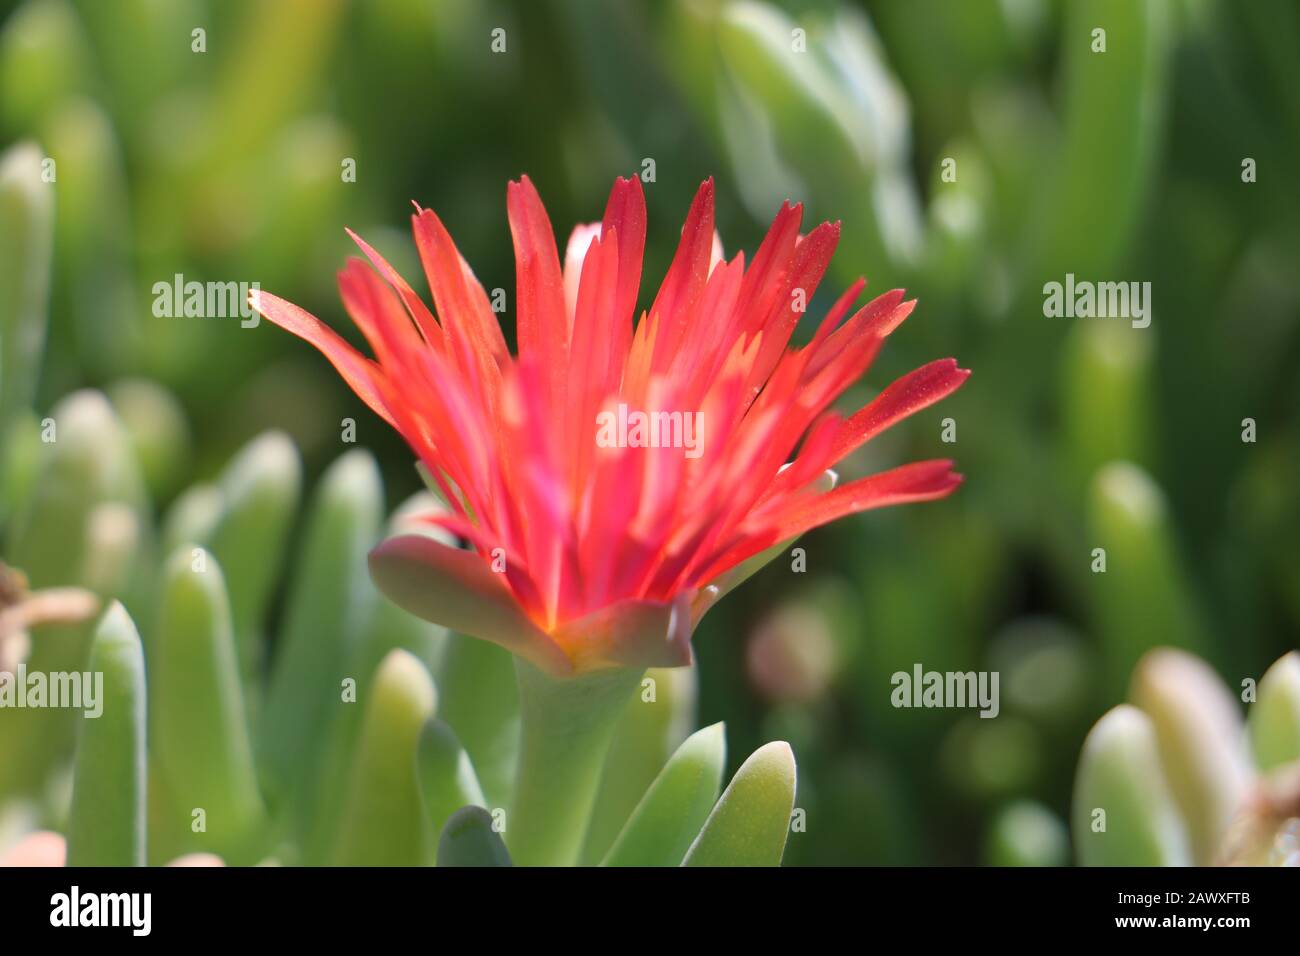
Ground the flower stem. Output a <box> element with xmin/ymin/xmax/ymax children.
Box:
<box><xmin>508</xmin><ymin>659</ymin><xmax>642</xmax><ymax>866</ymax></box>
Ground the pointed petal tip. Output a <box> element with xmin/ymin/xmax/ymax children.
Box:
<box><xmin>511</xmin><ymin>173</ymin><xmax>540</xmax><ymax>196</ymax></box>
<box><xmin>942</xmin><ymin>359</ymin><xmax>973</xmax><ymax>384</ymax></box>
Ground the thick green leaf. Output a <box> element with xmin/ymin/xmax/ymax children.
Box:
<box><xmin>43</xmin><ymin>98</ymin><xmax>137</xmax><ymax>376</ymax></box>
<box><xmin>436</xmin><ymin>634</ymin><xmax>519</xmax><ymax>809</ymax></box>
<box><xmin>1033</xmin><ymin>0</ymin><xmax>1170</xmax><ymax>281</ymax></box>
<box><xmin>161</xmin><ymin>483</ymin><xmax>223</xmax><ymax>556</ymax></box>
<box><xmin>1129</xmin><ymin>648</ymin><xmax>1250</xmax><ymax>865</ymax></box>
<box><xmin>106</xmin><ymin>379</ymin><xmax>191</xmax><ymax>501</ymax></box>
<box><xmin>604</xmin><ymin>722</ymin><xmax>725</xmax><ymax>867</ymax></box>
<box><xmin>353</xmin><ymin>492</ymin><xmax>450</xmax><ymax>693</ymax></box>
<box><xmin>682</xmin><ymin>740</ymin><xmax>796</xmax><ymax>867</ymax></box>
<box><xmin>0</xmin><ymin>390</ymin><xmax>145</xmax><ymax>800</ymax></box>
<box><xmin>0</xmin><ymin>141</ymin><xmax>53</xmax><ymax>450</ymax></box>
<box><xmin>153</xmin><ymin>547</ymin><xmax>265</xmax><ymax>862</ymax></box>
<box><xmin>66</xmin><ymin>602</ymin><xmax>147</xmax><ymax>866</ymax></box>
<box><xmin>306</xmin><ymin>493</ymin><xmax>448</xmax><ymax>863</ymax></box>
<box><xmin>1072</xmin><ymin>704</ymin><xmax>1190</xmax><ymax>866</ymax></box>
<box><xmin>437</xmin><ymin>806</ymin><xmax>511</xmax><ymax>867</ymax></box>
<box><xmin>1250</xmin><ymin>651</ymin><xmax>1300</xmax><ymax>772</ymax></box>
<box><xmin>207</xmin><ymin>430</ymin><xmax>301</xmax><ymax>685</ymax></box>
<box><xmin>1087</xmin><ymin>463</ymin><xmax>1205</xmax><ymax>692</ymax></box>
<box><xmin>417</xmin><ymin>718</ymin><xmax>487</xmax><ymax>848</ymax></box>
<box><xmin>0</xmin><ymin>0</ymin><xmax>91</xmax><ymax>131</ymax></box>
<box><xmin>260</xmin><ymin>449</ymin><xmax>381</xmax><ymax>833</ymax></box>
<box><xmin>1061</xmin><ymin>322</ymin><xmax>1153</xmax><ymax>494</ymax></box>
<box><xmin>582</xmin><ymin>665</ymin><xmax>696</xmax><ymax>863</ymax></box>
<box><xmin>332</xmin><ymin>650</ymin><xmax>436</xmax><ymax>866</ymax></box>
<box><xmin>716</xmin><ymin>2</ymin><xmax>920</xmax><ymax>271</ymax></box>
<box><xmin>4</xmin><ymin>389</ymin><xmax>146</xmax><ymax>589</ymax></box>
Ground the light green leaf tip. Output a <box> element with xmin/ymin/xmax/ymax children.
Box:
<box><xmin>154</xmin><ymin>547</ymin><xmax>265</xmax><ymax>860</ymax></box>
<box><xmin>682</xmin><ymin>739</ymin><xmax>796</xmax><ymax>867</ymax></box>
<box><xmin>261</xmin><ymin>448</ymin><xmax>381</xmax><ymax>810</ymax></box>
<box><xmin>1072</xmin><ymin>704</ymin><xmax>1190</xmax><ymax>866</ymax></box>
<box><xmin>331</xmin><ymin>649</ymin><xmax>435</xmax><ymax>866</ymax></box>
<box><xmin>208</xmin><ymin>430</ymin><xmax>302</xmax><ymax>679</ymax></box>
<box><xmin>1129</xmin><ymin>648</ymin><xmax>1250</xmax><ymax>865</ymax></box>
<box><xmin>1250</xmin><ymin>651</ymin><xmax>1300</xmax><ymax>773</ymax></box>
<box><xmin>417</xmin><ymin>718</ymin><xmax>487</xmax><ymax>845</ymax></box>
<box><xmin>582</xmin><ymin>665</ymin><xmax>697</xmax><ymax>864</ymax></box>
<box><xmin>66</xmin><ymin>601</ymin><xmax>147</xmax><ymax>867</ymax></box>
<box><xmin>604</xmin><ymin>721</ymin><xmax>725</xmax><ymax>867</ymax></box>
<box><xmin>437</xmin><ymin>806</ymin><xmax>512</xmax><ymax>867</ymax></box>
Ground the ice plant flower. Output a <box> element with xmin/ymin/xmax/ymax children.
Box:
<box><xmin>250</xmin><ymin>175</ymin><xmax>968</xmax><ymax>865</ymax></box>
<box><xmin>249</xmin><ymin>176</ymin><xmax>969</xmax><ymax>678</ymax></box>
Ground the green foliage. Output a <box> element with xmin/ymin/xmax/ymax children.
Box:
<box><xmin>152</xmin><ymin>548</ymin><xmax>265</xmax><ymax>863</ymax></box>
<box><xmin>1072</xmin><ymin>704</ymin><xmax>1190</xmax><ymax>867</ymax></box>
<box><xmin>66</xmin><ymin>602</ymin><xmax>146</xmax><ymax>866</ymax></box>
<box><xmin>2</xmin><ymin>0</ymin><xmax>1298</xmax><ymax>867</ymax></box>
<box><xmin>1073</xmin><ymin>648</ymin><xmax>1300</xmax><ymax>867</ymax></box>
<box><xmin>683</xmin><ymin>740</ymin><xmax>796</xmax><ymax>867</ymax></box>
<box><xmin>604</xmin><ymin>722</ymin><xmax>726</xmax><ymax>867</ymax></box>
<box><xmin>436</xmin><ymin>807</ymin><xmax>511</xmax><ymax>868</ymax></box>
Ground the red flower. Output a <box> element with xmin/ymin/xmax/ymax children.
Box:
<box><xmin>250</xmin><ymin>176</ymin><xmax>968</xmax><ymax>676</ymax></box>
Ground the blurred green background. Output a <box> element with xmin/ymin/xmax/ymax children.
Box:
<box><xmin>1</xmin><ymin>0</ymin><xmax>1298</xmax><ymax>865</ymax></box>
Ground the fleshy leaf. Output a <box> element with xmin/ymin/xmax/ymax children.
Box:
<box><xmin>0</xmin><ymin>390</ymin><xmax>144</xmax><ymax>801</ymax></box>
<box><xmin>1071</xmin><ymin>704</ymin><xmax>1191</xmax><ymax>867</ymax></box>
<box><xmin>0</xmin><ymin>142</ymin><xmax>53</xmax><ymax>449</ymax></box>
<box><xmin>417</xmin><ymin>718</ymin><xmax>487</xmax><ymax>850</ymax></box>
<box><xmin>1129</xmin><ymin>648</ymin><xmax>1251</xmax><ymax>865</ymax></box>
<box><xmin>1250</xmin><ymin>651</ymin><xmax>1300</xmax><ymax>773</ymax></box>
<box><xmin>582</xmin><ymin>665</ymin><xmax>697</xmax><ymax>863</ymax></box>
<box><xmin>437</xmin><ymin>806</ymin><xmax>512</xmax><ymax>867</ymax></box>
<box><xmin>435</xmin><ymin>635</ymin><xmax>520</xmax><ymax>810</ymax></box>
<box><xmin>66</xmin><ymin>602</ymin><xmax>147</xmax><ymax>867</ymax></box>
<box><xmin>1087</xmin><ymin>462</ymin><xmax>1205</xmax><ymax>693</ymax></box>
<box><xmin>682</xmin><ymin>740</ymin><xmax>796</xmax><ymax>867</ymax></box>
<box><xmin>153</xmin><ymin>547</ymin><xmax>266</xmax><ymax>863</ymax></box>
<box><xmin>332</xmin><ymin>650</ymin><xmax>436</xmax><ymax>866</ymax></box>
<box><xmin>604</xmin><ymin>722</ymin><xmax>725</xmax><ymax>867</ymax></box>
<box><xmin>207</xmin><ymin>430</ymin><xmax>302</xmax><ymax>684</ymax></box>
<box><xmin>261</xmin><ymin>449</ymin><xmax>383</xmax><ymax>829</ymax></box>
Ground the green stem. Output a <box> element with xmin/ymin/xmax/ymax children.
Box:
<box><xmin>508</xmin><ymin>660</ymin><xmax>642</xmax><ymax>866</ymax></box>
